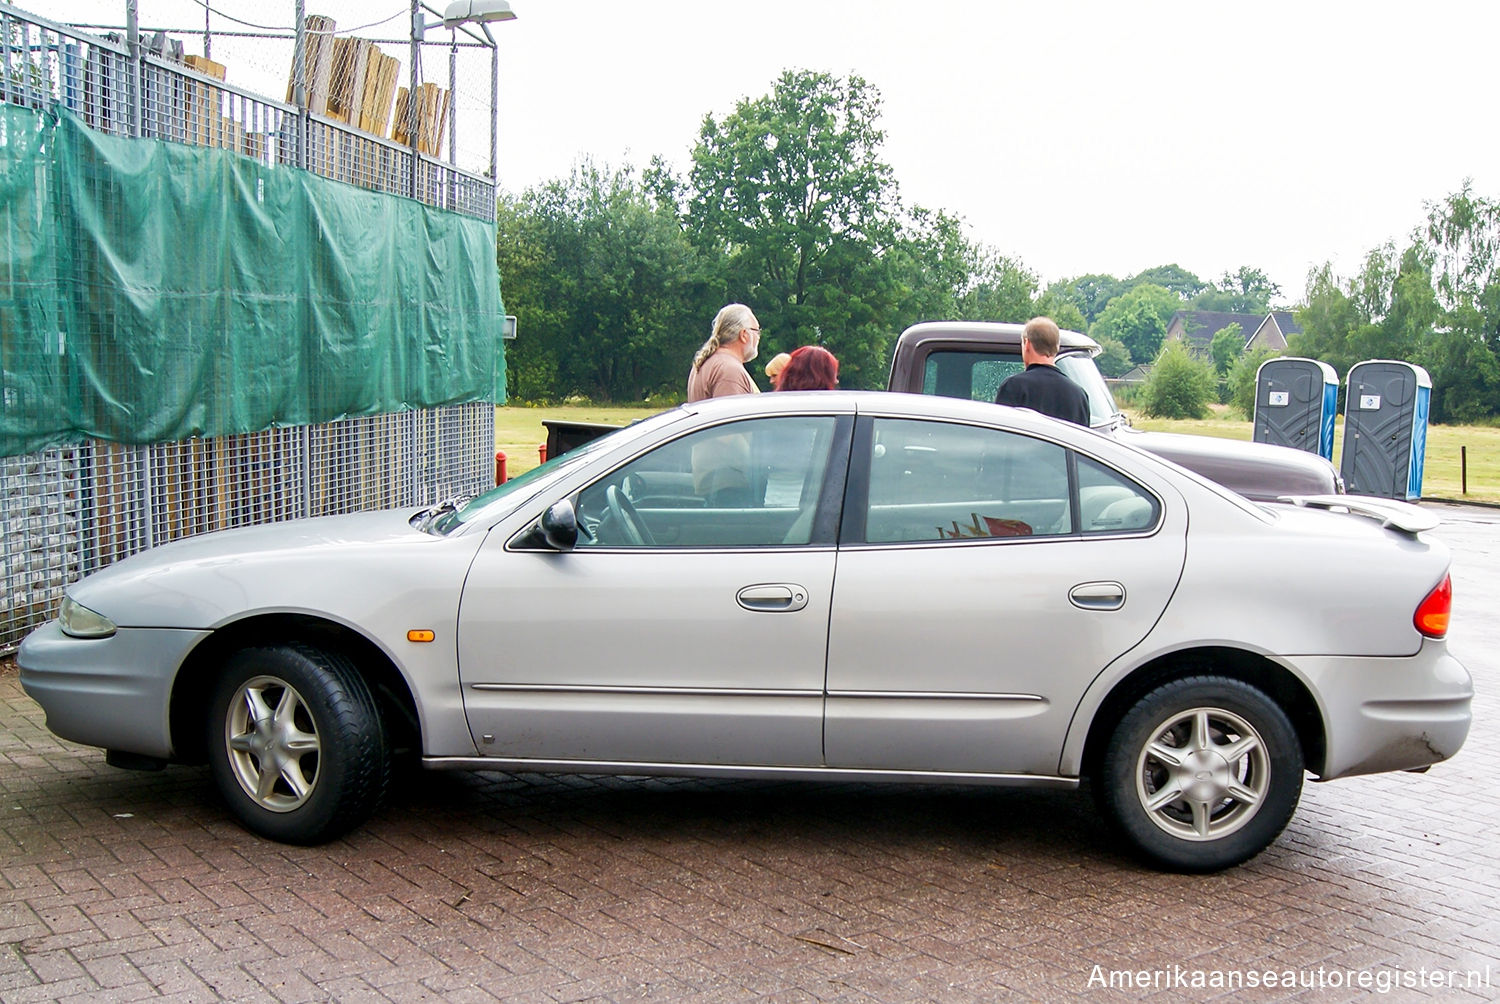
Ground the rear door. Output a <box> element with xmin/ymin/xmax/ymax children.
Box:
<box><xmin>823</xmin><ymin>415</ymin><xmax>1187</xmax><ymax>777</ymax></box>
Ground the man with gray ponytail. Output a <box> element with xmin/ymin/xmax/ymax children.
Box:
<box><xmin>687</xmin><ymin>304</ymin><xmax>763</xmax><ymax>402</ymax></box>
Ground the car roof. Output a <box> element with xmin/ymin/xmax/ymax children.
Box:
<box><xmin>895</xmin><ymin>320</ymin><xmax>1100</xmax><ymax>354</ymax></box>
<box><xmin>684</xmin><ymin>388</ymin><xmax>1103</xmax><ymax>440</ymax></box>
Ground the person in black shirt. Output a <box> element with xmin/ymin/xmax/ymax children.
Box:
<box><xmin>995</xmin><ymin>316</ymin><xmax>1092</xmax><ymax>426</ymax></box>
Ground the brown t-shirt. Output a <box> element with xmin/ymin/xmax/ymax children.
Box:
<box><xmin>687</xmin><ymin>350</ymin><xmax>760</xmax><ymax>402</ymax></box>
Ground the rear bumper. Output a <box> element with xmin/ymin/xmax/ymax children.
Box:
<box><xmin>1300</xmin><ymin>642</ymin><xmax>1472</xmax><ymax>779</ymax></box>
<box><xmin>17</xmin><ymin>621</ymin><xmax>209</xmax><ymax>760</ymax></box>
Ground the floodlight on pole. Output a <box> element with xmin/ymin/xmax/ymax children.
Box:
<box><xmin>408</xmin><ymin>0</ymin><xmax>517</xmax><ymax>197</ymax></box>
<box><xmin>438</xmin><ymin>0</ymin><xmax>517</xmax><ymax>29</ymax></box>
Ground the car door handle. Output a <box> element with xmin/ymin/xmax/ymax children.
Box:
<box><xmin>737</xmin><ymin>583</ymin><xmax>809</xmax><ymax>612</ymax></box>
<box><xmin>1069</xmin><ymin>581</ymin><xmax>1125</xmax><ymax>611</ymax></box>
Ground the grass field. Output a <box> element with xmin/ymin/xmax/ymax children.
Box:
<box><xmin>496</xmin><ymin>402</ymin><xmax>1500</xmax><ymax>505</ymax></box>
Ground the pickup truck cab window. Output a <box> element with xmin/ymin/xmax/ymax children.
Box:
<box><xmin>920</xmin><ymin>348</ymin><xmax>1121</xmax><ymax>428</ymax></box>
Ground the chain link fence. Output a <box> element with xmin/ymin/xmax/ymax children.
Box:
<box><xmin>1</xmin><ymin>3</ymin><xmax>502</xmax><ymax>651</ymax></box>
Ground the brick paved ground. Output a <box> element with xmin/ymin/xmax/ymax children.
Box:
<box><xmin>2</xmin><ymin>504</ymin><xmax>1498</xmax><ymax>1002</ymax></box>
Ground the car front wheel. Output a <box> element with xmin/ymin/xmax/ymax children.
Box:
<box><xmin>1097</xmin><ymin>676</ymin><xmax>1303</xmax><ymax>872</ymax></box>
<box><xmin>206</xmin><ymin>644</ymin><xmax>389</xmax><ymax>844</ymax></box>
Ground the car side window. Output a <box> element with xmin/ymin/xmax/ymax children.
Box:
<box><xmin>575</xmin><ymin>416</ymin><xmax>839</xmax><ymax>548</ymax></box>
<box><xmin>862</xmin><ymin>418</ymin><xmax>1072</xmax><ymax>543</ymax></box>
<box><xmin>1077</xmin><ymin>455</ymin><xmax>1160</xmax><ymax>533</ymax></box>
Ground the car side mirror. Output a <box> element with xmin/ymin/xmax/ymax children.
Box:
<box><xmin>539</xmin><ymin>499</ymin><xmax>578</xmax><ymax>551</ymax></box>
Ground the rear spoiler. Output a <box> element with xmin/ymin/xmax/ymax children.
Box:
<box><xmin>1277</xmin><ymin>494</ymin><xmax>1439</xmax><ymax>536</ymax></box>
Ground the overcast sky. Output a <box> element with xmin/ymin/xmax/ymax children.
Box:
<box><xmin>58</xmin><ymin>0</ymin><xmax>1500</xmax><ymax>305</ymax></box>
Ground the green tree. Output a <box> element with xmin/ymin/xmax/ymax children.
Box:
<box><xmin>1141</xmin><ymin>340</ymin><xmax>1216</xmax><ymax>419</ymax></box>
<box><xmin>885</xmin><ymin>206</ymin><xmax>974</xmax><ymax>324</ymax></box>
<box><xmin>684</xmin><ymin>69</ymin><xmax>900</xmax><ymax>387</ymax></box>
<box><xmin>1422</xmin><ymin>181</ymin><xmax>1500</xmax><ymax>314</ymax></box>
<box><xmin>497</xmin><ymin>160</ymin><xmax>714</xmax><ymax>402</ymax></box>
<box><xmin>1193</xmin><ymin>266</ymin><xmax>1280</xmax><ymax>313</ymax></box>
<box><xmin>1031</xmin><ymin>288</ymin><xmax>1088</xmax><ymax>335</ymax></box>
<box><xmin>1228</xmin><ymin>346</ymin><xmax>1281</xmax><ymax>420</ymax></box>
<box><xmin>1127</xmin><ymin>264</ymin><xmax>1209</xmax><ymax>301</ymax></box>
<box><xmin>1279</xmin><ymin>183</ymin><xmax>1500</xmax><ymax>423</ymax></box>
<box><xmin>1044</xmin><ymin>273</ymin><xmax>1126</xmax><ymax>326</ymax></box>
<box><xmin>1288</xmin><ymin>262</ymin><xmax>1363</xmax><ymax>379</ymax></box>
<box><xmin>1416</xmin><ymin>182</ymin><xmax>1500</xmax><ymax>422</ymax></box>
<box><xmin>957</xmin><ymin>250</ymin><xmax>1039</xmax><ymax>322</ymax></box>
<box><xmin>1093</xmin><ymin>335</ymin><xmax>1134</xmax><ymax>378</ymax></box>
<box><xmin>1209</xmin><ymin>322</ymin><xmax>1244</xmax><ymax>376</ymax></box>
<box><xmin>1091</xmin><ymin>283</ymin><xmax>1180</xmax><ymax>364</ymax></box>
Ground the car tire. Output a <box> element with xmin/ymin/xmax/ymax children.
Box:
<box><xmin>206</xmin><ymin>644</ymin><xmax>389</xmax><ymax>844</ymax></box>
<box><xmin>1096</xmin><ymin>675</ymin><xmax>1303</xmax><ymax>872</ymax></box>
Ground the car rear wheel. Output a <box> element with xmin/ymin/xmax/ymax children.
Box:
<box><xmin>207</xmin><ymin>644</ymin><xmax>389</xmax><ymax>844</ymax></box>
<box><xmin>1097</xmin><ymin>676</ymin><xmax>1303</xmax><ymax>872</ymax></box>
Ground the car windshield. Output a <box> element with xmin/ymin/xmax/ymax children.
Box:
<box><xmin>432</xmin><ymin>408</ymin><xmax>691</xmax><ymax>534</ymax></box>
<box><xmin>1055</xmin><ymin>354</ymin><xmax>1123</xmax><ymax>428</ymax></box>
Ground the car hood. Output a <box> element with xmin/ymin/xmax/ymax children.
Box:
<box><xmin>1119</xmin><ymin>426</ymin><xmax>1340</xmax><ymax>500</ymax></box>
<box><xmin>69</xmin><ymin>508</ymin><xmax>476</xmax><ymax>629</ymax></box>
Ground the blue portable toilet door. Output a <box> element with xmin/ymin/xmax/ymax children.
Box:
<box><xmin>1254</xmin><ymin>358</ymin><xmax>1338</xmax><ymax>459</ymax></box>
<box><xmin>1341</xmin><ymin>361</ymin><xmax>1428</xmax><ymax>500</ymax></box>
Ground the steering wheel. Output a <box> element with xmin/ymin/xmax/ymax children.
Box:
<box><xmin>606</xmin><ymin>484</ymin><xmax>656</xmax><ymax>546</ymax></box>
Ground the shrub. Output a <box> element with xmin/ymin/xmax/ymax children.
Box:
<box><xmin>1141</xmin><ymin>341</ymin><xmax>1216</xmax><ymax>419</ymax></box>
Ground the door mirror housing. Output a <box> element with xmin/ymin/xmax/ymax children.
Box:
<box><xmin>539</xmin><ymin>499</ymin><xmax>578</xmax><ymax>551</ymax></box>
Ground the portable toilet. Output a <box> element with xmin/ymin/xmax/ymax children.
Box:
<box><xmin>1253</xmin><ymin>357</ymin><xmax>1339</xmax><ymax>460</ymax></box>
<box><xmin>1340</xmin><ymin>360</ymin><xmax>1431</xmax><ymax>501</ymax></box>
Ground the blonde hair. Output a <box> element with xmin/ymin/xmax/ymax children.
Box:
<box><xmin>693</xmin><ymin>303</ymin><xmax>755</xmax><ymax>370</ymax></box>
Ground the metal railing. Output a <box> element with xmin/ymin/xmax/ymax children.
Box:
<box><xmin>2</xmin><ymin>406</ymin><xmax>494</xmax><ymax>650</ymax></box>
<box><xmin>2</xmin><ymin>5</ymin><xmax>497</xmax><ymax>213</ymax></box>
<box><xmin>1</xmin><ymin>5</ymin><xmax>499</xmax><ymax>651</ymax></box>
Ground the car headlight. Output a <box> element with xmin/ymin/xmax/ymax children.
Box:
<box><xmin>59</xmin><ymin>595</ymin><xmax>117</xmax><ymax>639</ymax></box>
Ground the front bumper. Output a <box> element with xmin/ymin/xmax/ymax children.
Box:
<box><xmin>17</xmin><ymin>621</ymin><xmax>210</xmax><ymax>760</ymax></box>
<box><xmin>1300</xmin><ymin>642</ymin><xmax>1473</xmax><ymax>780</ymax></box>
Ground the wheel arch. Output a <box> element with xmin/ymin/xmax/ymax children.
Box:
<box><xmin>1074</xmin><ymin>646</ymin><xmax>1327</xmax><ymax>781</ymax></box>
<box><xmin>169</xmin><ymin>613</ymin><xmax>421</xmax><ymax>765</ymax></box>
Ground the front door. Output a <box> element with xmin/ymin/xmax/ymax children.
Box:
<box><xmin>457</xmin><ymin>414</ymin><xmax>850</xmax><ymax>767</ymax></box>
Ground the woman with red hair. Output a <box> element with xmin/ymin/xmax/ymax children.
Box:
<box><xmin>776</xmin><ymin>346</ymin><xmax>839</xmax><ymax>390</ymax></box>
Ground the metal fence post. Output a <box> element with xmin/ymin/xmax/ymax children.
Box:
<box><xmin>293</xmin><ymin>0</ymin><xmax>308</xmax><ymax>169</ymax></box>
<box><xmin>302</xmin><ymin>426</ymin><xmax>313</xmax><ymax>519</ymax></box>
<box><xmin>125</xmin><ymin>0</ymin><xmax>141</xmax><ymax>137</ymax></box>
<box><xmin>408</xmin><ymin>0</ymin><xmax>421</xmax><ymax>201</ymax></box>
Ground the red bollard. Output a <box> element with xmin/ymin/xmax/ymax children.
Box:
<box><xmin>538</xmin><ymin>443</ymin><xmax>548</xmax><ymax>464</ymax></box>
<box><xmin>494</xmin><ymin>450</ymin><xmax>508</xmax><ymax>485</ymax></box>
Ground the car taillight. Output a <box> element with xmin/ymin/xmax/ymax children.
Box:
<box><xmin>1414</xmin><ymin>575</ymin><xmax>1451</xmax><ymax>638</ymax></box>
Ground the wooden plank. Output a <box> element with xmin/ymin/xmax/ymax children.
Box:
<box><xmin>416</xmin><ymin>82</ymin><xmax>445</xmax><ymax>156</ymax></box>
<box><xmin>391</xmin><ymin>86</ymin><xmax>411</xmax><ymax>145</ymax></box>
<box><xmin>358</xmin><ymin>48</ymin><xmax>398</xmax><ymax>136</ymax></box>
<box><xmin>242</xmin><ymin>130</ymin><xmax>268</xmax><ymax>162</ymax></box>
<box><xmin>377</xmin><ymin>54</ymin><xmax>402</xmax><ymax>135</ymax></box>
<box><xmin>183</xmin><ymin>55</ymin><xmax>226</xmax><ymax>147</ymax></box>
<box><xmin>347</xmin><ymin>40</ymin><xmax>373</xmax><ymax>128</ymax></box>
<box><xmin>325</xmin><ymin>37</ymin><xmax>372</xmax><ymax>126</ymax></box>
<box><xmin>219</xmin><ymin>117</ymin><xmax>244</xmax><ymax>154</ymax></box>
<box><xmin>436</xmin><ymin>87</ymin><xmax>451</xmax><ymax>158</ymax></box>
<box><xmin>324</xmin><ymin>38</ymin><xmax>350</xmax><ymax>122</ymax></box>
<box><xmin>286</xmin><ymin>15</ymin><xmax>336</xmax><ymax>113</ymax></box>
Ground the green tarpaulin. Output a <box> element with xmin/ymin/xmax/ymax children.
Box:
<box><xmin>0</xmin><ymin>104</ymin><xmax>504</xmax><ymax>457</ymax></box>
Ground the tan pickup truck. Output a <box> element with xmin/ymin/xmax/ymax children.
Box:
<box><xmin>889</xmin><ymin>321</ymin><xmax>1341</xmax><ymax>502</ymax></box>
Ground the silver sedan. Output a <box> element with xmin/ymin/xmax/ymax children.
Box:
<box><xmin>18</xmin><ymin>392</ymin><xmax>1472</xmax><ymax>871</ymax></box>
